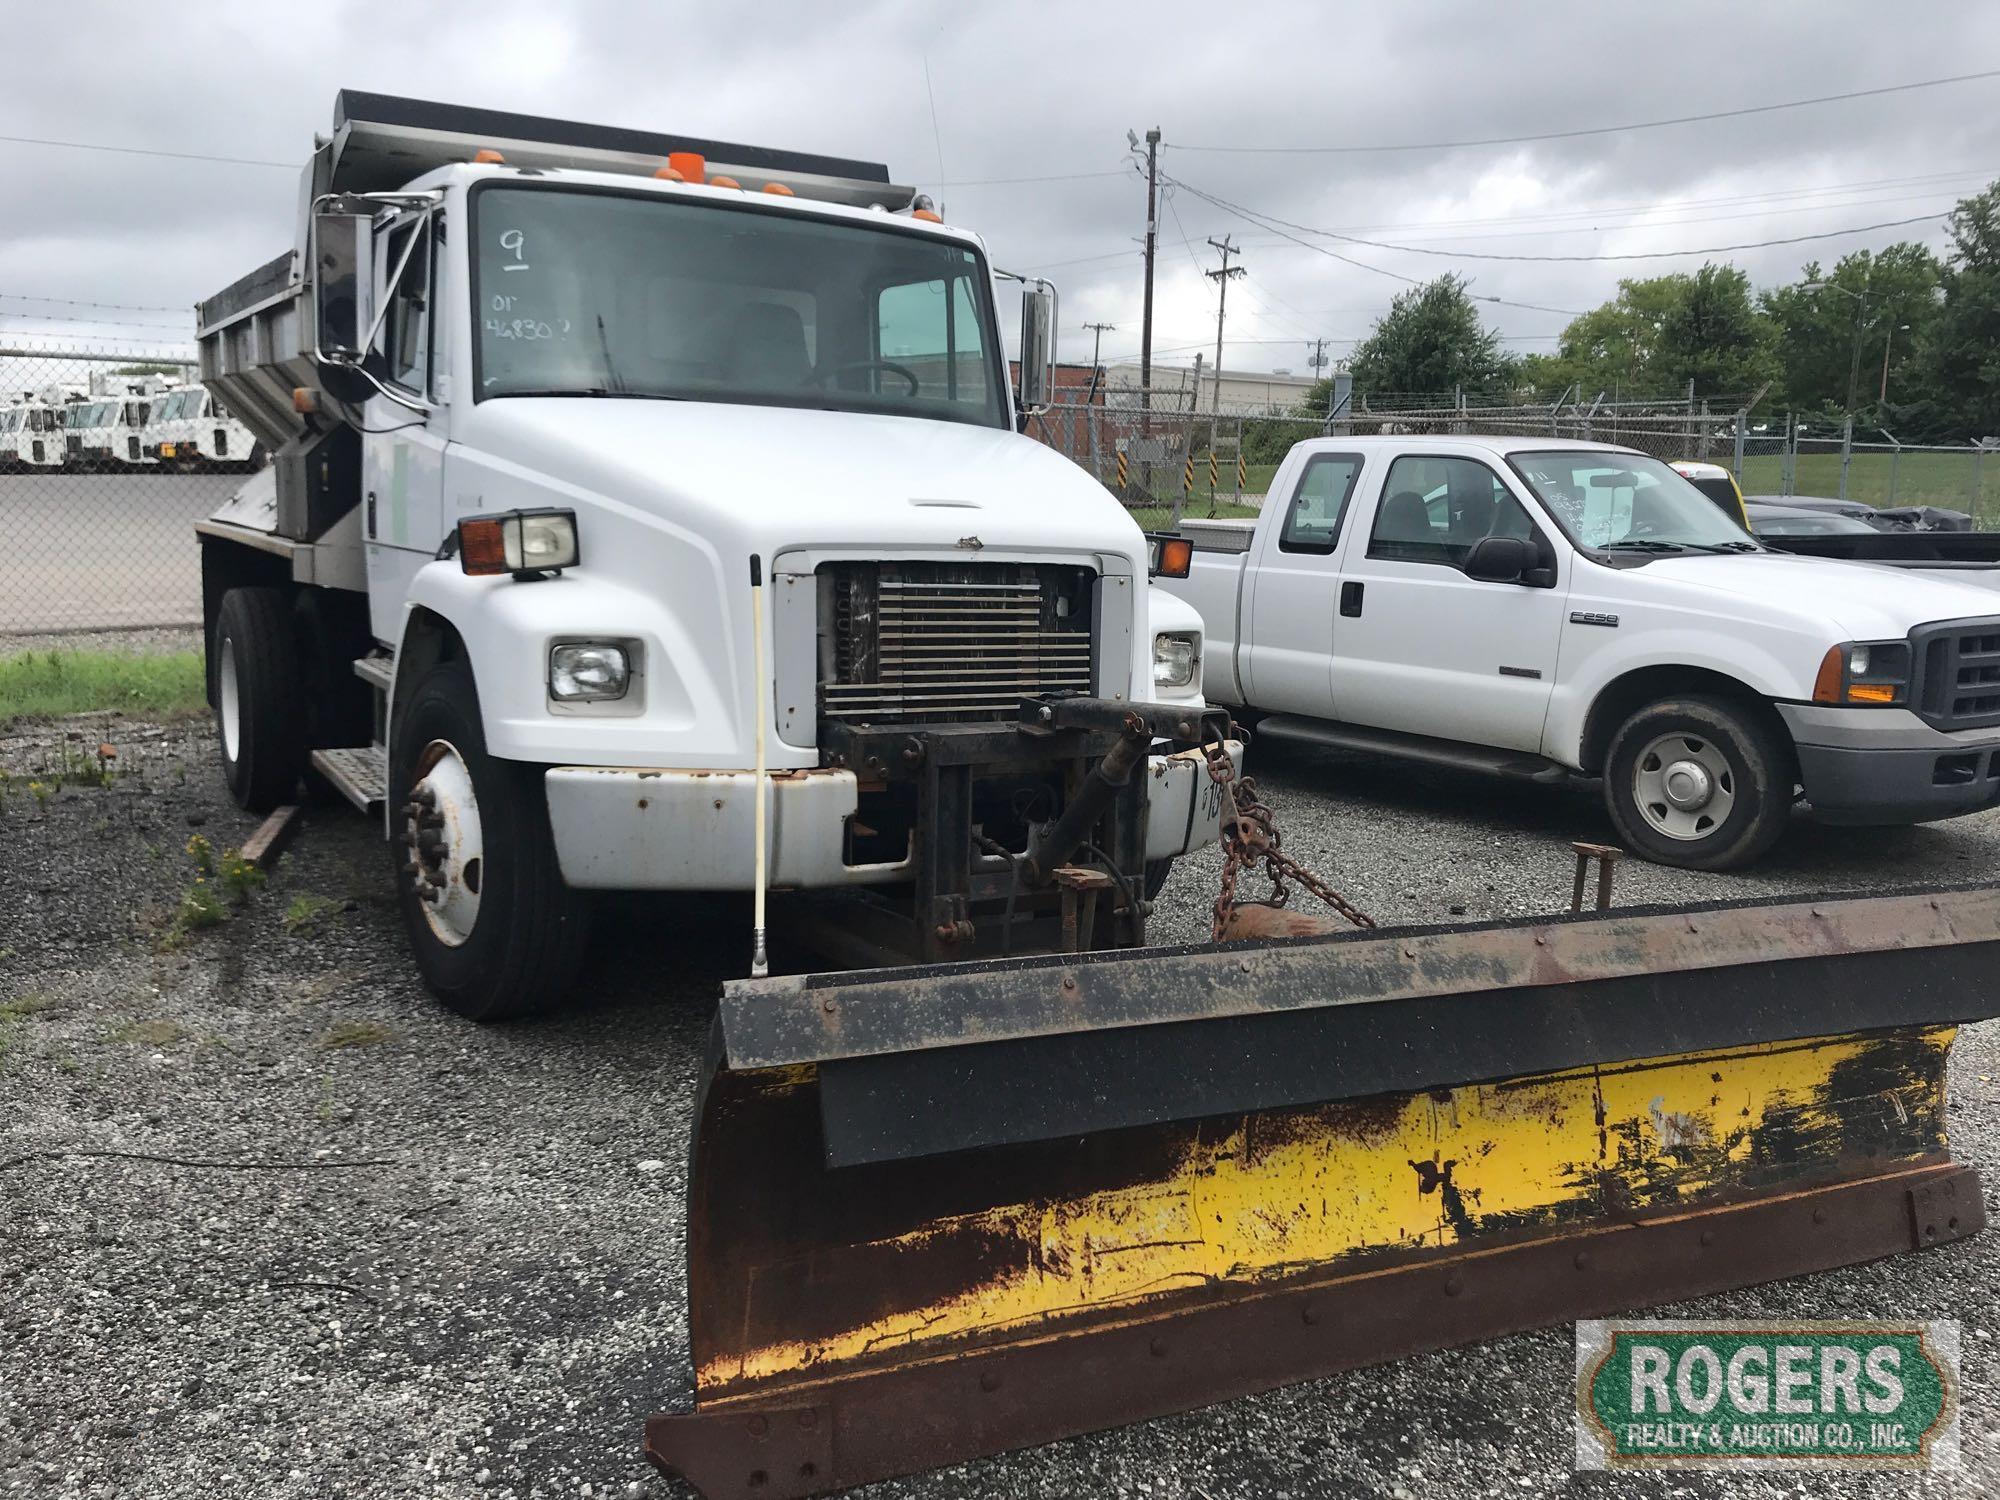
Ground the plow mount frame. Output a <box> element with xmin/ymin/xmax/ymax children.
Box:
<box><xmin>648</xmin><ymin>883</ymin><xmax>2000</xmax><ymax>1498</ymax></box>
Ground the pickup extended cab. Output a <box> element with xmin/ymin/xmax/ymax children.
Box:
<box><xmin>1163</xmin><ymin>434</ymin><xmax>2000</xmax><ymax>869</ymax></box>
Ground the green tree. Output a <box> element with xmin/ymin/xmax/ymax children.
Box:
<box><xmin>1534</xmin><ymin>268</ymin><xmax>1774</xmax><ymax>403</ymax></box>
<box><xmin>1900</xmin><ymin>183</ymin><xmax>2000</xmax><ymax>441</ymax></box>
<box><xmin>1349</xmin><ymin>275</ymin><xmax>1514</xmax><ymax>395</ymax></box>
<box><xmin>1760</xmin><ymin>244</ymin><xmax>1942</xmax><ymax>418</ymax></box>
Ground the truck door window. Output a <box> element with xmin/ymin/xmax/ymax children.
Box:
<box><xmin>382</xmin><ymin>220</ymin><xmax>433</xmax><ymax>395</ymax></box>
<box><xmin>876</xmin><ymin>275</ymin><xmax>988</xmax><ymax>406</ymax></box>
<box><xmin>1277</xmin><ymin>453</ymin><xmax>1363</xmax><ymax>553</ymax></box>
<box><xmin>1370</xmin><ymin>455</ymin><xmax>1540</xmax><ymax>567</ymax></box>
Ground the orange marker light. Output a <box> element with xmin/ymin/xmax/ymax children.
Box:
<box><xmin>708</xmin><ymin>175</ymin><xmax>741</xmax><ymax>190</ymax></box>
<box><xmin>912</xmin><ymin>207</ymin><xmax>943</xmax><ymax>223</ymax></box>
<box><xmin>291</xmin><ymin>386</ymin><xmax>318</xmax><ymax>414</ymax></box>
<box><xmin>668</xmin><ymin>150</ymin><xmax>706</xmax><ymax>183</ymax></box>
<box><xmin>653</xmin><ymin>165</ymin><xmax>685</xmax><ymax>181</ymax></box>
<box><xmin>458</xmin><ymin>518</ymin><xmax>509</xmax><ymax>576</ymax></box>
<box><xmin>1155</xmin><ymin>537</ymin><xmax>1194</xmax><ymax>579</ymax></box>
<box><xmin>761</xmin><ymin>182</ymin><xmax>794</xmax><ymax>195</ymax></box>
<box><xmin>1812</xmin><ymin>646</ymin><xmax>1846</xmax><ymax>704</ymax></box>
<box><xmin>472</xmin><ymin>148</ymin><xmax>506</xmax><ymax>164</ymax></box>
<box><xmin>1849</xmin><ymin>682</ymin><xmax>1897</xmax><ymax>704</ymax></box>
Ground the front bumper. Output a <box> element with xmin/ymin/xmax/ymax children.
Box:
<box><xmin>544</xmin><ymin>740</ymin><xmax>1244</xmax><ymax>891</ymax></box>
<box><xmin>1779</xmin><ymin>703</ymin><xmax>2000</xmax><ymax>825</ymax></box>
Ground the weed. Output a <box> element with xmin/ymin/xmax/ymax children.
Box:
<box><xmin>318</xmin><ymin>1019</ymin><xmax>396</xmax><ymax>1050</ymax></box>
<box><xmin>185</xmin><ymin>833</ymin><xmax>214</xmax><ymax>876</ymax></box>
<box><xmin>0</xmin><ymin>992</ymin><xmax>55</xmax><ymax>1020</ymax></box>
<box><xmin>283</xmin><ymin>894</ymin><xmax>344</xmax><ymax>936</ymax></box>
<box><xmin>219</xmin><ymin>847</ymin><xmax>266</xmax><ymax>903</ymax></box>
<box><xmin>107</xmin><ymin>1018</ymin><xmax>184</xmax><ymax>1047</ymax></box>
<box><xmin>0</xmin><ymin>648</ymin><xmax>206</xmax><ymax>726</ymax></box>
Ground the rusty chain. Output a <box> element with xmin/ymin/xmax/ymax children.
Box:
<box><xmin>1200</xmin><ymin>726</ymin><xmax>1375</xmax><ymax>940</ymax></box>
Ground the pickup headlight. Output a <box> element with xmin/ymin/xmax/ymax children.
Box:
<box><xmin>1152</xmin><ymin>631</ymin><xmax>1199</xmax><ymax>690</ymax></box>
<box><xmin>1812</xmin><ymin>640</ymin><xmax>1911</xmax><ymax>705</ymax></box>
<box><xmin>549</xmin><ymin>642</ymin><xmax>630</xmax><ymax>702</ymax></box>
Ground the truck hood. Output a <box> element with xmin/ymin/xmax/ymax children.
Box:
<box><xmin>454</xmin><ymin>397</ymin><xmax>1144</xmax><ymax>565</ymax></box>
<box><xmin>1628</xmin><ymin>550</ymin><xmax>2000</xmax><ymax>638</ymax></box>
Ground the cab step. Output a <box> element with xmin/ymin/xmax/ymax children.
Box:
<box><xmin>310</xmin><ymin>746</ymin><xmax>387</xmax><ymax>813</ymax></box>
<box><xmin>1251</xmin><ymin>716</ymin><xmax>1573</xmax><ymax>783</ymax></box>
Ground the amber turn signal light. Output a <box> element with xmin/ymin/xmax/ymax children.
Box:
<box><xmin>1152</xmin><ymin>536</ymin><xmax>1194</xmax><ymax>579</ymax></box>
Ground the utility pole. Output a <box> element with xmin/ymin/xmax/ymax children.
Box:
<box><xmin>1137</xmin><ymin>128</ymin><xmax>1161</xmax><ymax>406</ymax></box>
<box><xmin>1082</xmin><ymin>321</ymin><xmax>1115</xmax><ymax>479</ymax></box>
<box><xmin>1205</xmin><ymin>236</ymin><xmax>1244</xmax><ymax>455</ymax></box>
<box><xmin>1306</xmin><ymin>338</ymin><xmax>1328</xmax><ymax>378</ymax></box>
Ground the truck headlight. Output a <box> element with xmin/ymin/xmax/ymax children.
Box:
<box><xmin>456</xmin><ymin>507</ymin><xmax>579</xmax><ymax>577</ymax></box>
<box><xmin>549</xmin><ymin>642</ymin><xmax>629</xmax><ymax>702</ymax></box>
<box><xmin>1813</xmin><ymin>640</ymin><xmax>1911</xmax><ymax>705</ymax></box>
<box><xmin>1152</xmin><ymin>631</ymin><xmax>1199</xmax><ymax>690</ymax></box>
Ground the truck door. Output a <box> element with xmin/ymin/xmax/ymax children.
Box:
<box><xmin>1242</xmin><ymin>450</ymin><xmax>1367</xmax><ymax>715</ymax></box>
<box><xmin>1330</xmin><ymin>452</ymin><xmax>1566</xmax><ymax>752</ymax></box>
<box><xmin>362</xmin><ymin>211</ymin><xmax>448</xmax><ymax>643</ymax></box>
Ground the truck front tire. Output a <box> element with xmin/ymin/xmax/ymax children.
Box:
<box><xmin>389</xmin><ymin>660</ymin><xmax>588</xmax><ymax>1021</ymax></box>
<box><xmin>213</xmin><ymin>586</ymin><xmax>306</xmax><ymax>813</ymax></box>
<box><xmin>1603</xmin><ymin>695</ymin><xmax>1793</xmax><ymax>871</ymax></box>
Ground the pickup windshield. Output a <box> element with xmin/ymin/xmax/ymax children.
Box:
<box><xmin>471</xmin><ymin>185</ymin><xmax>1008</xmax><ymax>429</ymax></box>
<box><xmin>1509</xmin><ymin>451</ymin><xmax>1759</xmax><ymax>554</ymax></box>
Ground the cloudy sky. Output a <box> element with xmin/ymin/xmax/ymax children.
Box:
<box><xmin>3</xmin><ymin>1</ymin><xmax>1999</xmax><ymax>377</ymax></box>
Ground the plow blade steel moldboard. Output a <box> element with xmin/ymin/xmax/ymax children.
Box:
<box><xmin>647</xmin><ymin>886</ymin><xmax>1999</xmax><ymax>1498</ymax></box>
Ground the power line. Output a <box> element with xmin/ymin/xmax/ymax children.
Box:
<box><xmin>0</xmin><ymin>131</ymin><xmax>291</xmax><ymax>168</ymax></box>
<box><xmin>1165</xmin><ymin>173</ymin><xmax>1946</xmax><ymax>267</ymax></box>
<box><xmin>1166</xmin><ymin>67</ymin><xmax>2000</xmax><ymax>155</ymax></box>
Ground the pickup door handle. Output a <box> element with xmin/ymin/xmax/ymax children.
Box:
<box><xmin>1339</xmin><ymin>581</ymin><xmax>1364</xmax><ymax>617</ymax></box>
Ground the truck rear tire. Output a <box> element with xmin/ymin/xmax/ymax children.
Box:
<box><xmin>213</xmin><ymin>585</ymin><xmax>306</xmax><ymax>813</ymax></box>
<box><xmin>389</xmin><ymin>659</ymin><xmax>588</xmax><ymax>1021</ymax></box>
<box><xmin>1603</xmin><ymin>695</ymin><xmax>1792</xmax><ymax>871</ymax></box>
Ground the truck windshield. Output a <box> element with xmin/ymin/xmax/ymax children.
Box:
<box><xmin>1509</xmin><ymin>451</ymin><xmax>1759</xmax><ymax>554</ymax></box>
<box><xmin>471</xmin><ymin>186</ymin><xmax>1008</xmax><ymax>429</ymax></box>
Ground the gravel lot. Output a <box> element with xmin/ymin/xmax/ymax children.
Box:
<box><xmin>3</xmin><ymin>719</ymin><xmax>1996</xmax><ymax>1499</ymax></box>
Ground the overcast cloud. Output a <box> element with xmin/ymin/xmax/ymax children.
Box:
<box><xmin>4</xmin><ymin>0</ymin><xmax>1999</xmax><ymax>375</ymax></box>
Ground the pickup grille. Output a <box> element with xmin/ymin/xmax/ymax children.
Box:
<box><xmin>821</xmin><ymin>561</ymin><xmax>1095</xmax><ymax>723</ymax></box>
<box><xmin>1915</xmin><ymin>619</ymin><xmax>2000</xmax><ymax>731</ymax></box>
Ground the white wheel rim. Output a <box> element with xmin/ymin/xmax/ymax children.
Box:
<box><xmin>218</xmin><ymin>638</ymin><xmax>241</xmax><ymax>763</ymax></box>
<box><xmin>402</xmin><ymin>740</ymin><xmax>486</xmax><ymax>947</ymax></box>
<box><xmin>1633</xmin><ymin>732</ymin><xmax>1737</xmax><ymax>842</ymax></box>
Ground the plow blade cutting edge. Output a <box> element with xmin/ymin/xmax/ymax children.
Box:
<box><xmin>647</xmin><ymin>884</ymin><xmax>1999</xmax><ymax>1498</ymax></box>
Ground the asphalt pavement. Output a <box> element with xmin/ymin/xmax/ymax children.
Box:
<box><xmin>0</xmin><ymin>471</ymin><xmax>236</xmax><ymax>633</ymax></box>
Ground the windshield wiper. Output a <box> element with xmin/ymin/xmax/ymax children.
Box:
<box><xmin>497</xmin><ymin>388</ymin><xmax>686</xmax><ymax>401</ymax></box>
<box><xmin>1599</xmin><ymin>539</ymin><xmax>1689</xmax><ymax>553</ymax></box>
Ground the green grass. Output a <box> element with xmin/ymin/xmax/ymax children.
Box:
<box><xmin>0</xmin><ymin>648</ymin><xmax>206</xmax><ymax>724</ymax></box>
<box><xmin>1737</xmin><ymin>452</ymin><xmax>2000</xmax><ymax>521</ymax></box>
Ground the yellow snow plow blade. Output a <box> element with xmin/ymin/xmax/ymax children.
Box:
<box><xmin>648</xmin><ymin>886</ymin><xmax>1997</xmax><ymax>1498</ymax></box>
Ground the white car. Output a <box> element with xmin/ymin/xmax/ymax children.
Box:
<box><xmin>1161</xmin><ymin>433</ymin><xmax>2000</xmax><ymax>869</ymax></box>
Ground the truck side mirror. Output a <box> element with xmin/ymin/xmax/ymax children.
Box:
<box><xmin>1463</xmin><ymin>535</ymin><xmax>1536</xmax><ymax>583</ymax></box>
<box><xmin>312</xmin><ymin>210</ymin><xmax>375</xmax><ymax>365</ymax></box>
<box><xmin>1017</xmin><ymin>281</ymin><xmax>1056</xmax><ymax>415</ymax></box>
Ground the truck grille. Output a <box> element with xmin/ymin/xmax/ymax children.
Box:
<box><xmin>1915</xmin><ymin>619</ymin><xmax>2000</xmax><ymax>730</ymax></box>
<box><xmin>821</xmin><ymin>561</ymin><xmax>1096</xmax><ymax>723</ymax></box>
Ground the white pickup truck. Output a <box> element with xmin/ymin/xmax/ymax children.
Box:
<box><xmin>193</xmin><ymin>91</ymin><xmax>1231</xmax><ymax>1019</ymax></box>
<box><xmin>1161</xmin><ymin>434</ymin><xmax>2000</xmax><ymax>869</ymax></box>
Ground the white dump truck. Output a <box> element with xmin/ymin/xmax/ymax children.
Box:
<box><xmin>194</xmin><ymin>91</ymin><xmax>1232</xmax><ymax>1019</ymax></box>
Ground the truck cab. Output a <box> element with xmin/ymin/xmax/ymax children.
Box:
<box><xmin>195</xmin><ymin>92</ymin><xmax>1230</xmax><ymax>1018</ymax></box>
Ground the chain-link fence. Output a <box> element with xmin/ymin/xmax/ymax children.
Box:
<box><xmin>1028</xmin><ymin>388</ymin><xmax>2000</xmax><ymax>531</ymax></box>
<box><xmin>0</xmin><ymin>339</ymin><xmax>260</xmax><ymax>635</ymax></box>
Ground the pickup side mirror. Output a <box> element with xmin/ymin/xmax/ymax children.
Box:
<box><xmin>312</xmin><ymin>210</ymin><xmax>375</xmax><ymax>365</ymax></box>
<box><xmin>1016</xmin><ymin>280</ymin><xmax>1056</xmax><ymax>414</ymax></box>
<box><xmin>1463</xmin><ymin>535</ymin><xmax>1537</xmax><ymax>584</ymax></box>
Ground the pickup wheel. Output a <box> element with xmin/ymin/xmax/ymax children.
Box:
<box><xmin>389</xmin><ymin>660</ymin><xmax>588</xmax><ymax>1021</ymax></box>
<box><xmin>212</xmin><ymin>585</ymin><xmax>307</xmax><ymax>813</ymax></box>
<box><xmin>1603</xmin><ymin>696</ymin><xmax>1792</xmax><ymax>871</ymax></box>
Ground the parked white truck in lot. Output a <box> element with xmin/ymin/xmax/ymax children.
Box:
<box><xmin>193</xmin><ymin>92</ymin><xmax>1232</xmax><ymax>1017</ymax></box>
<box><xmin>1161</xmin><ymin>434</ymin><xmax>2000</xmax><ymax>869</ymax></box>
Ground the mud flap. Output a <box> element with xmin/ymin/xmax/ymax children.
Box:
<box><xmin>647</xmin><ymin>886</ymin><xmax>1999</xmax><ymax>1498</ymax></box>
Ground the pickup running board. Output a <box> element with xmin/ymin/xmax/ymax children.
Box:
<box><xmin>1252</xmin><ymin>715</ymin><xmax>1572</xmax><ymax>783</ymax></box>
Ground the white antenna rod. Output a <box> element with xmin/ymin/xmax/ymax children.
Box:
<box><xmin>748</xmin><ymin>554</ymin><xmax>770</xmax><ymax>979</ymax></box>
